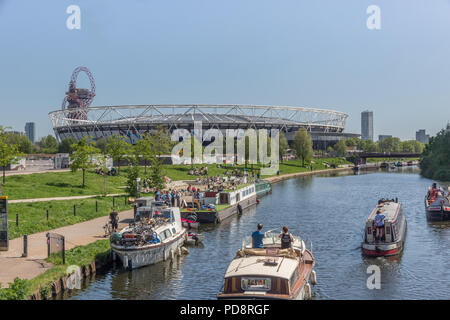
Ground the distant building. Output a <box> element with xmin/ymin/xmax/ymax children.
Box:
<box><xmin>361</xmin><ymin>110</ymin><xmax>374</xmax><ymax>141</ymax></box>
<box><xmin>378</xmin><ymin>135</ymin><xmax>392</xmax><ymax>141</ymax></box>
<box><xmin>5</xmin><ymin>130</ymin><xmax>25</xmax><ymax>136</ymax></box>
<box><xmin>25</xmin><ymin>122</ymin><xmax>36</xmax><ymax>143</ymax></box>
<box><xmin>415</xmin><ymin>129</ymin><xmax>429</xmax><ymax>144</ymax></box>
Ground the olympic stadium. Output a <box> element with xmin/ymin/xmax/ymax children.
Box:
<box><xmin>49</xmin><ymin>67</ymin><xmax>359</xmax><ymax>149</ymax></box>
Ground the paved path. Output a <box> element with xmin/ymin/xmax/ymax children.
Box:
<box><xmin>9</xmin><ymin>193</ymin><xmax>127</xmax><ymax>204</ymax></box>
<box><xmin>4</xmin><ymin>169</ymin><xmax>71</xmax><ymax>177</ymax></box>
<box><xmin>0</xmin><ymin>209</ymin><xmax>133</xmax><ymax>288</ymax></box>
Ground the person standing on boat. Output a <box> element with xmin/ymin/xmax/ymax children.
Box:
<box><xmin>374</xmin><ymin>209</ymin><xmax>386</xmax><ymax>242</ymax></box>
<box><xmin>251</xmin><ymin>224</ymin><xmax>266</xmax><ymax>249</ymax></box>
<box><xmin>279</xmin><ymin>226</ymin><xmax>294</xmax><ymax>249</ymax></box>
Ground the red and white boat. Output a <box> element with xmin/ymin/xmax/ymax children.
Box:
<box><xmin>362</xmin><ymin>199</ymin><xmax>407</xmax><ymax>257</ymax></box>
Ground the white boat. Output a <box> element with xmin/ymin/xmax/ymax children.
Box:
<box><xmin>110</xmin><ymin>205</ymin><xmax>186</xmax><ymax>270</ymax></box>
<box><xmin>217</xmin><ymin>233</ymin><xmax>316</xmax><ymax>300</ymax></box>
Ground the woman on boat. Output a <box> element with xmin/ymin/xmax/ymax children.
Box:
<box><xmin>279</xmin><ymin>226</ymin><xmax>294</xmax><ymax>249</ymax></box>
<box><xmin>374</xmin><ymin>209</ymin><xmax>386</xmax><ymax>241</ymax></box>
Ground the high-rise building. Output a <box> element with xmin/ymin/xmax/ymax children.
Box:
<box><xmin>361</xmin><ymin>111</ymin><xmax>374</xmax><ymax>141</ymax></box>
<box><xmin>415</xmin><ymin>129</ymin><xmax>429</xmax><ymax>144</ymax></box>
<box><xmin>378</xmin><ymin>135</ymin><xmax>392</xmax><ymax>141</ymax></box>
<box><xmin>25</xmin><ymin>122</ymin><xmax>35</xmax><ymax>143</ymax></box>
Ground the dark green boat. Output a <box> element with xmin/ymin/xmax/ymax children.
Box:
<box><xmin>255</xmin><ymin>180</ymin><xmax>272</xmax><ymax>198</ymax></box>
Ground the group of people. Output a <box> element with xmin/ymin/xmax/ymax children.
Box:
<box><xmin>251</xmin><ymin>223</ymin><xmax>295</xmax><ymax>250</ymax></box>
<box><xmin>188</xmin><ymin>166</ymin><xmax>208</xmax><ymax>176</ymax></box>
<box><xmin>155</xmin><ymin>189</ymin><xmax>182</xmax><ymax>207</ymax></box>
<box><xmin>427</xmin><ymin>182</ymin><xmax>448</xmax><ymax>203</ymax></box>
<box><xmin>95</xmin><ymin>167</ymin><xmax>117</xmax><ymax>176</ymax></box>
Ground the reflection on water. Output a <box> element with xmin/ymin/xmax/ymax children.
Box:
<box><xmin>65</xmin><ymin>167</ymin><xmax>450</xmax><ymax>300</ymax></box>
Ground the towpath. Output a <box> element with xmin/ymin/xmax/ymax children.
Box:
<box><xmin>0</xmin><ymin>209</ymin><xmax>133</xmax><ymax>288</ymax></box>
<box><xmin>9</xmin><ymin>193</ymin><xmax>127</xmax><ymax>204</ymax></box>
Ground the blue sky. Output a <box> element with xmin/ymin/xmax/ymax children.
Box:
<box><xmin>0</xmin><ymin>0</ymin><xmax>449</xmax><ymax>140</ymax></box>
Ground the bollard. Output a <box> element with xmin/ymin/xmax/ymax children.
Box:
<box><xmin>96</xmin><ymin>200</ymin><xmax>98</xmax><ymax>212</ymax></box>
<box><xmin>62</xmin><ymin>237</ymin><xmax>65</xmax><ymax>264</ymax></box>
<box><xmin>73</xmin><ymin>204</ymin><xmax>76</xmax><ymax>216</ymax></box>
<box><xmin>113</xmin><ymin>197</ymin><xmax>115</xmax><ymax>208</ymax></box>
<box><xmin>22</xmin><ymin>235</ymin><xmax>28</xmax><ymax>257</ymax></box>
<box><xmin>46</xmin><ymin>210</ymin><xmax>49</xmax><ymax>221</ymax></box>
<box><xmin>16</xmin><ymin>214</ymin><xmax>18</xmax><ymax>227</ymax></box>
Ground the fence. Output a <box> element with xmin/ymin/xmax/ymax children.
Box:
<box><xmin>46</xmin><ymin>232</ymin><xmax>65</xmax><ymax>264</ymax></box>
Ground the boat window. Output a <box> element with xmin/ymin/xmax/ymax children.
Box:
<box><xmin>241</xmin><ymin>277</ymin><xmax>271</xmax><ymax>291</ymax></box>
<box><xmin>172</xmin><ymin>228</ymin><xmax>176</xmax><ymax>234</ymax></box>
<box><xmin>158</xmin><ymin>232</ymin><xmax>166</xmax><ymax>242</ymax></box>
<box><xmin>164</xmin><ymin>229</ymin><xmax>172</xmax><ymax>239</ymax></box>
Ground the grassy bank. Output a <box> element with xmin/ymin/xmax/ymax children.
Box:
<box><xmin>2</xmin><ymin>158</ymin><xmax>352</xmax><ymax>200</ymax></box>
<box><xmin>0</xmin><ymin>240</ymin><xmax>111</xmax><ymax>300</ymax></box>
<box><xmin>8</xmin><ymin>197</ymin><xmax>132</xmax><ymax>239</ymax></box>
<box><xmin>2</xmin><ymin>170</ymin><xmax>128</xmax><ymax>200</ymax></box>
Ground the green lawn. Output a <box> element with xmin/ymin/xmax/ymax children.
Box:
<box><xmin>2</xmin><ymin>170</ymin><xmax>128</xmax><ymax>200</ymax></box>
<box><xmin>1</xmin><ymin>158</ymin><xmax>352</xmax><ymax>201</ymax></box>
<box><xmin>8</xmin><ymin>197</ymin><xmax>132</xmax><ymax>239</ymax></box>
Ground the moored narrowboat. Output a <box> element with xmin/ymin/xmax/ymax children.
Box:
<box><xmin>362</xmin><ymin>199</ymin><xmax>407</xmax><ymax>257</ymax></box>
<box><xmin>110</xmin><ymin>204</ymin><xmax>186</xmax><ymax>270</ymax></box>
<box><xmin>217</xmin><ymin>233</ymin><xmax>316</xmax><ymax>300</ymax></box>
<box><xmin>255</xmin><ymin>180</ymin><xmax>272</xmax><ymax>198</ymax></box>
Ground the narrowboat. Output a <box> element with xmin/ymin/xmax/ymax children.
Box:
<box><xmin>425</xmin><ymin>186</ymin><xmax>450</xmax><ymax>221</ymax></box>
<box><xmin>255</xmin><ymin>180</ymin><xmax>272</xmax><ymax>198</ymax></box>
<box><xmin>181</xmin><ymin>184</ymin><xmax>257</xmax><ymax>223</ymax></box>
<box><xmin>110</xmin><ymin>204</ymin><xmax>187</xmax><ymax>270</ymax></box>
<box><xmin>362</xmin><ymin>199</ymin><xmax>407</xmax><ymax>257</ymax></box>
<box><xmin>217</xmin><ymin>233</ymin><xmax>316</xmax><ymax>300</ymax></box>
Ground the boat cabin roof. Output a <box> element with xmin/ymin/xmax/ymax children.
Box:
<box><xmin>367</xmin><ymin>201</ymin><xmax>401</xmax><ymax>223</ymax></box>
<box><xmin>224</xmin><ymin>255</ymin><xmax>299</xmax><ymax>280</ymax></box>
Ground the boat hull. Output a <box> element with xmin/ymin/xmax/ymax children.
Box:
<box><xmin>425</xmin><ymin>197</ymin><xmax>450</xmax><ymax>221</ymax></box>
<box><xmin>111</xmin><ymin>230</ymin><xmax>186</xmax><ymax>270</ymax></box>
<box><xmin>362</xmin><ymin>241</ymin><xmax>404</xmax><ymax>257</ymax></box>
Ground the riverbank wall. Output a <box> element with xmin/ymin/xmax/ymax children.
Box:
<box><xmin>265</xmin><ymin>166</ymin><xmax>354</xmax><ymax>184</ymax></box>
<box><xmin>29</xmin><ymin>244</ymin><xmax>113</xmax><ymax>300</ymax></box>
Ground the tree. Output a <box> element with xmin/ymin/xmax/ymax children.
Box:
<box><xmin>360</xmin><ymin>139</ymin><xmax>378</xmax><ymax>152</ymax></box>
<box><xmin>334</xmin><ymin>139</ymin><xmax>347</xmax><ymax>157</ymax></box>
<box><xmin>377</xmin><ymin>137</ymin><xmax>401</xmax><ymax>153</ymax></box>
<box><xmin>278</xmin><ymin>131</ymin><xmax>289</xmax><ymax>163</ymax></box>
<box><xmin>105</xmin><ymin>135</ymin><xmax>131</xmax><ymax>175</ymax></box>
<box><xmin>293</xmin><ymin>128</ymin><xmax>313</xmax><ymax>166</ymax></box>
<box><xmin>134</xmin><ymin>133</ymin><xmax>155</xmax><ymax>174</ymax></box>
<box><xmin>0</xmin><ymin>127</ymin><xmax>24</xmax><ymax>184</ymax></box>
<box><xmin>70</xmin><ymin>137</ymin><xmax>102</xmax><ymax>188</ymax></box>
<box><xmin>150</xmin><ymin>126</ymin><xmax>172</xmax><ymax>158</ymax></box>
<box><xmin>5</xmin><ymin>133</ymin><xmax>32</xmax><ymax>154</ymax></box>
<box><xmin>126</xmin><ymin>164</ymin><xmax>140</xmax><ymax>197</ymax></box>
<box><xmin>58</xmin><ymin>137</ymin><xmax>77</xmax><ymax>154</ymax></box>
<box><xmin>420</xmin><ymin>129</ymin><xmax>450</xmax><ymax>181</ymax></box>
<box><xmin>39</xmin><ymin>135</ymin><xmax>59</xmax><ymax>154</ymax></box>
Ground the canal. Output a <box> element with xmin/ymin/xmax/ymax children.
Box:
<box><xmin>63</xmin><ymin>167</ymin><xmax>450</xmax><ymax>300</ymax></box>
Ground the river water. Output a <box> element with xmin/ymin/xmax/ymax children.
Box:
<box><xmin>64</xmin><ymin>167</ymin><xmax>450</xmax><ymax>300</ymax></box>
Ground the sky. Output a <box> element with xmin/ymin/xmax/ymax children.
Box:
<box><xmin>0</xmin><ymin>0</ymin><xmax>449</xmax><ymax>141</ymax></box>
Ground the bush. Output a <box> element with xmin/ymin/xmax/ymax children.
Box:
<box><xmin>0</xmin><ymin>278</ymin><xmax>30</xmax><ymax>300</ymax></box>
